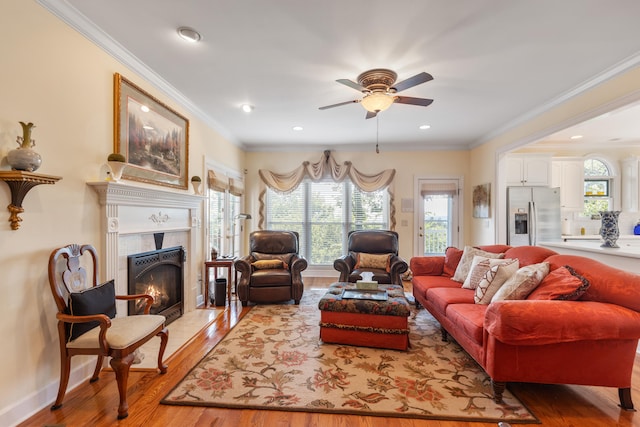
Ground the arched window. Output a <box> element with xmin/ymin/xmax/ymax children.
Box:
<box><xmin>583</xmin><ymin>158</ymin><xmax>612</xmax><ymax>217</ymax></box>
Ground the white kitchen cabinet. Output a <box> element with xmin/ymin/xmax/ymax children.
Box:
<box><xmin>622</xmin><ymin>156</ymin><xmax>639</xmax><ymax>212</ymax></box>
<box><xmin>551</xmin><ymin>158</ymin><xmax>583</xmax><ymax>210</ymax></box>
<box><xmin>506</xmin><ymin>154</ymin><xmax>551</xmax><ymax>186</ymax></box>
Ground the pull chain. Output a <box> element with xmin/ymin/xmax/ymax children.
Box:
<box><xmin>375</xmin><ymin>115</ymin><xmax>380</xmax><ymax>154</ymax></box>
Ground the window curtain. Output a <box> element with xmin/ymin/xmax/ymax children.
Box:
<box><xmin>420</xmin><ymin>181</ymin><xmax>458</xmax><ymax>197</ymax></box>
<box><xmin>229</xmin><ymin>177</ymin><xmax>244</xmax><ymax>196</ymax></box>
<box><xmin>207</xmin><ymin>169</ymin><xmax>229</xmax><ymax>192</ymax></box>
<box><xmin>258</xmin><ymin>150</ymin><xmax>396</xmax><ymax>229</ymax></box>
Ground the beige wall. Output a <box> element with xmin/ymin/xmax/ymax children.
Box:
<box><xmin>244</xmin><ymin>150</ymin><xmax>471</xmax><ymax>261</ymax></box>
<box><xmin>3</xmin><ymin>0</ymin><xmax>640</xmax><ymax>425</ymax></box>
<box><xmin>0</xmin><ymin>1</ymin><xmax>242</xmax><ymax>424</ymax></box>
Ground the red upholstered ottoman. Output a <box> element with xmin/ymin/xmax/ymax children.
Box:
<box><xmin>318</xmin><ymin>282</ymin><xmax>411</xmax><ymax>350</ymax></box>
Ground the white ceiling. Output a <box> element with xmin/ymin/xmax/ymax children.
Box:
<box><xmin>41</xmin><ymin>0</ymin><xmax>640</xmax><ymax>152</ymax></box>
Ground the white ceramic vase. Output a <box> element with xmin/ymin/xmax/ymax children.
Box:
<box><xmin>107</xmin><ymin>161</ymin><xmax>126</xmax><ymax>181</ymax></box>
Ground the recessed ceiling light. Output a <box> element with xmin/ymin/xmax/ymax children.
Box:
<box><xmin>292</xmin><ymin>126</ymin><xmax>303</xmax><ymax>131</ymax></box>
<box><xmin>570</xmin><ymin>135</ymin><xmax>583</xmax><ymax>140</ymax></box>
<box><xmin>419</xmin><ymin>124</ymin><xmax>431</xmax><ymax>130</ymax></box>
<box><xmin>241</xmin><ymin>104</ymin><xmax>254</xmax><ymax>113</ymax></box>
<box><xmin>177</xmin><ymin>26</ymin><xmax>202</xmax><ymax>43</ymax></box>
<box><xmin>140</xmin><ymin>105</ymin><xmax>150</xmax><ymax>113</ymax></box>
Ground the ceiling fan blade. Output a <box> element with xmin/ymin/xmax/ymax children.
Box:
<box><xmin>318</xmin><ymin>100</ymin><xmax>359</xmax><ymax>110</ymax></box>
<box><xmin>336</xmin><ymin>78</ymin><xmax>369</xmax><ymax>93</ymax></box>
<box><xmin>394</xmin><ymin>96</ymin><xmax>434</xmax><ymax>107</ymax></box>
<box><xmin>365</xmin><ymin>110</ymin><xmax>377</xmax><ymax>119</ymax></box>
<box><xmin>391</xmin><ymin>72</ymin><xmax>434</xmax><ymax>92</ymax></box>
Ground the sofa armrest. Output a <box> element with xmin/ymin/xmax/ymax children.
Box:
<box><xmin>290</xmin><ymin>254</ymin><xmax>308</xmax><ymax>275</ymax></box>
<box><xmin>234</xmin><ymin>256</ymin><xmax>254</xmax><ymax>283</ymax></box>
<box><xmin>485</xmin><ymin>300</ymin><xmax>640</xmax><ymax>345</ymax></box>
<box><xmin>333</xmin><ymin>254</ymin><xmax>355</xmax><ymax>282</ymax></box>
<box><xmin>389</xmin><ymin>255</ymin><xmax>408</xmax><ymax>284</ymax></box>
<box><xmin>410</xmin><ymin>256</ymin><xmax>444</xmax><ymax>276</ymax></box>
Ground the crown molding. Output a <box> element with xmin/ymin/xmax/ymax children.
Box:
<box><xmin>36</xmin><ymin>0</ymin><xmax>238</xmax><ymax>146</ymax></box>
<box><xmin>472</xmin><ymin>51</ymin><xmax>640</xmax><ymax>150</ymax></box>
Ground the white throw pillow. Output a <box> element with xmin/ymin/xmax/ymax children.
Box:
<box><xmin>491</xmin><ymin>262</ymin><xmax>550</xmax><ymax>302</ymax></box>
<box><xmin>474</xmin><ymin>259</ymin><xmax>520</xmax><ymax>304</ymax></box>
<box><xmin>462</xmin><ymin>255</ymin><xmax>516</xmax><ymax>290</ymax></box>
<box><xmin>452</xmin><ymin>246</ymin><xmax>505</xmax><ymax>283</ymax></box>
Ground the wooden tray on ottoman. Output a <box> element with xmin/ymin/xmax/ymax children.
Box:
<box><xmin>318</xmin><ymin>282</ymin><xmax>411</xmax><ymax>350</ymax></box>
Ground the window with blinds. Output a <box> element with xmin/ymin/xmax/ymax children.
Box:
<box><xmin>207</xmin><ymin>168</ymin><xmax>244</xmax><ymax>257</ymax></box>
<box><xmin>265</xmin><ymin>178</ymin><xmax>389</xmax><ymax>265</ymax></box>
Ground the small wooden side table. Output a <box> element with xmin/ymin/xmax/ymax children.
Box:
<box><xmin>204</xmin><ymin>258</ymin><xmax>235</xmax><ymax>307</ymax></box>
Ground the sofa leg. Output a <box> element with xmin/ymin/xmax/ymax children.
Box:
<box><xmin>415</xmin><ymin>300</ymin><xmax>422</xmax><ymax>308</ymax></box>
<box><xmin>619</xmin><ymin>387</ymin><xmax>636</xmax><ymax>411</ymax></box>
<box><xmin>440</xmin><ymin>327</ymin><xmax>448</xmax><ymax>342</ymax></box>
<box><xmin>491</xmin><ymin>380</ymin><xmax>506</xmax><ymax>404</ymax></box>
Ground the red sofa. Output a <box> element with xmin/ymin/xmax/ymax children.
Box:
<box><xmin>410</xmin><ymin>244</ymin><xmax>640</xmax><ymax>410</ymax></box>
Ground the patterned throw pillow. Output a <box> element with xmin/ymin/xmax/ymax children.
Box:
<box><xmin>474</xmin><ymin>259</ymin><xmax>519</xmax><ymax>304</ymax></box>
<box><xmin>452</xmin><ymin>246</ymin><xmax>505</xmax><ymax>283</ymax></box>
<box><xmin>491</xmin><ymin>262</ymin><xmax>550</xmax><ymax>302</ymax></box>
<box><xmin>355</xmin><ymin>253</ymin><xmax>392</xmax><ymax>272</ymax></box>
<box><xmin>462</xmin><ymin>256</ymin><xmax>517</xmax><ymax>289</ymax></box>
<box><xmin>252</xmin><ymin>259</ymin><xmax>284</xmax><ymax>269</ymax></box>
<box><xmin>527</xmin><ymin>265</ymin><xmax>590</xmax><ymax>300</ymax></box>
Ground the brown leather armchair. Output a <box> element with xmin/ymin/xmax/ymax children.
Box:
<box><xmin>334</xmin><ymin>230</ymin><xmax>408</xmax><ymax>285</ymax></box>
<box><xmin>235</xmin><ymin>230</ymin><xmax>308</xmax><ymax>306</ymax></box>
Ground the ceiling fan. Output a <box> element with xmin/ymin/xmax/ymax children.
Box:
<box><xmin>319</xmin><ymin>68</ymin><xmax>434</xmax><ymax>119</ymax></box>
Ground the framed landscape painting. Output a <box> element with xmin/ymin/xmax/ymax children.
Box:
<box><xmin>114</xmin><ymin>73</ymin><xmax>189</xmax><ymax>189</ymax></box>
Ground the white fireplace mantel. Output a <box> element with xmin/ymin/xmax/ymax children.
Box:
<box><xmin>88</xmin><ymin>181</ymin><xmax>203</xmax><ymax>314</ymax></box>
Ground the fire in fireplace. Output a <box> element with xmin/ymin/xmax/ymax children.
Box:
<box><xmin>127</xmin><ymin>246</ymin><xmax>185</xmax><ymax>325</ymax></box>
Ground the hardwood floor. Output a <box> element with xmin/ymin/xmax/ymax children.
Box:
<box><xmin>21</xmin><ymin>277</ymin><xmax>640</xmax><ymax>427</ymax></box>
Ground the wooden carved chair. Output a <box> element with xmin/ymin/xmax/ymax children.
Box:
<box><xmin>48</xmin><ymin>243</ymin><xmax>169</xmax><ymax>420</ymax></box>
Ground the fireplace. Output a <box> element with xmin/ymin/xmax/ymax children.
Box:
<box><xmin>127</xmin><ymin>246</ymin><xmax>185</xmax><ymax>325</ymax></box>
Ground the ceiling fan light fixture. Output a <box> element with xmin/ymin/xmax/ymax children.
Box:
<box><xmin>361</xmin><ymin>92</ymin><xmax>395</xmax><ymax>113</ymax></box>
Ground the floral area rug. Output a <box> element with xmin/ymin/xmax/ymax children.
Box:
<box><xmin>161</xmin><ymin>290</ymin><xmax>539</xmax><ymax>424</ymax></box>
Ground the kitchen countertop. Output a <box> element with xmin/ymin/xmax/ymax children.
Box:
<box><xmin>562</xmin><ymin>234</ymin><xmax>640</xmax><ymax>241</ymax></box>
<box><xmin>541</xmin><ymin>239</ymin><xmax>640</xmax><ymax>259</ymax></box>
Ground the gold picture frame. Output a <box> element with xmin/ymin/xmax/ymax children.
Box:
<box><xmin>114</xmin><ymin>73</ymin><xmax>189</xmax><ymax>189</ymax></box>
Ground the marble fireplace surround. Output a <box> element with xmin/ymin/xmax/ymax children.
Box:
<box><xmin>88</xmin><ymin>181</ymin><xmax>202</xmax><ymax>316</ymax></box>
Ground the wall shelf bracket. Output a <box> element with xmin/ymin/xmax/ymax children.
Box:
<box><xmin>0</xmin><ymin>171</ymin><xmax>62</xmax><ymax>230</ymax></box>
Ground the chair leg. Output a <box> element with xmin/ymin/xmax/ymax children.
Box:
<box><xmin>90</xmin><ymin>355</ymin><xmax>105</xmax><ymax>382</ymax></box>
<box><xmin>51</xmin><ymin>354</ymin><xmax>71</xmax><ymax>410</ymax></box>
<box><xmin>157</xmin><ymin>327</ymin><xmax>169</xmax><ymax>374</ymax></box>
<box><xmin>110</xmin><ymin>353</ymin><xmax>135</xmax><ymax>420</ymax></box>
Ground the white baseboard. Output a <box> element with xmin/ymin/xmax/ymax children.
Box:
<box><xmin>0</xmin><ymin>358</ymin><xmax>95</xmax><ymax>427</ymax></box>
<box><xmin>303</xmin><ymin>267</ymin><xmax>338</xmax><ymax>278</ymax></box>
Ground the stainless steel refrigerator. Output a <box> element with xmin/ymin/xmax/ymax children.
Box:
<box><xmin>507</xmin><ymin>186</ymin><xmax>561</xmax><ymax>246</ymax></box>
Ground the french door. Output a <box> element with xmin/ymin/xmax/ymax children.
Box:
<box><xmin>415</xmin><ymin>178</ymin><xmax>461</xmax><ymax>255</ymax></box>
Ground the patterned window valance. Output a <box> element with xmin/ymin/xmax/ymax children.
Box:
<box><xmin>257</xmin><ymin>150</ymin><xmax>396</xmax><ymax>229</ymax></box>
<box><xmin>259</xmin><ymin>150</ymin><xmax>395</xmax><ymax>193</ymax></box>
